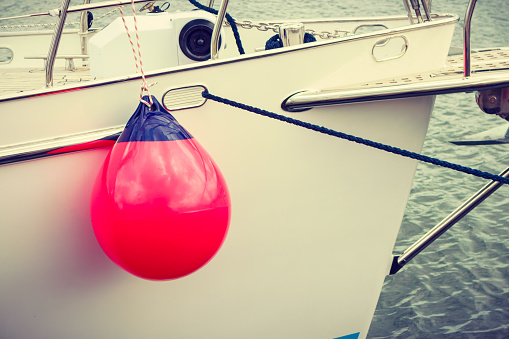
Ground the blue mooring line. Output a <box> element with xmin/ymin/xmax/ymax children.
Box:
<box><xmin>202</xmin><ymin>89</ymin><xmax>509</xmax><ymax>185</ymax></box>
<box><xmin>188</xmin><ymin>0</ymin><xmax>245</xmax><ymax>55</ymax></box>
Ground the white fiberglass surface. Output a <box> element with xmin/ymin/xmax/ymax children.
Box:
<box><xmin>0</xmin><ymin>95</ymin><xmax>435</xmax><ymax>339</ymax></box>
<box><xmin>0</xmin><ymin>10</ymin><xmax>453</xmax><ymax>339</ymax></box>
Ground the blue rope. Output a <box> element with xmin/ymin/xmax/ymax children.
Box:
<box><xmin>265</xmin><ymin>33</ymin><xmax>316</xmax><ymax>50</ymax></box>
<box><xmin>202</xmin><ymin>89</ymin><xmax>509</xmax><ymax>185</ymax></box>
<box><xmin>188</xmin><ymin>0</ymin><xmax>245</xmax><ymax>55</ymax></box>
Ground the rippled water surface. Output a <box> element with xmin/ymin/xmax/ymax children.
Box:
<box><xmin>1</xmin><ymin>0</ymin><xmax>509</xmax><ymax>338</ymax></box>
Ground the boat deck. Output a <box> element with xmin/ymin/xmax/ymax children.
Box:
<box><xmin>1</xmin><ymin>47</ymin><xmax>509</xmax><ymax>99</ymax></box>
<box><xmin>361</xmin><ymin>47</ymin><xmax>509</xmax><ymax>87</ymax></box>
<box><xmin>282</xmin><ymin>47</ymin><xmax>509</xmax><ymax>111</ymax></box>
<box><xmin>0</xmin><ymin>67</ymin><xmax>94</xmax><ymax>97</ymax></box>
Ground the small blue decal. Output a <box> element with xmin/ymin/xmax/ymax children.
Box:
<box><xmin>334</xmin><ymin>332</ymin><xmax>360</xmax><ymax>339</ymax></box>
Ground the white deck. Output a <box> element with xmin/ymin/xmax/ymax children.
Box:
<box><xmin>2</xmin><ymin>47</ymin><xmax>509</xmax><ymax>98</ymax></box>
<box><xmin>0</xmin><ymin>67</ymin><xmax>94</xmax><ymax>96</ymax></box>
<box><xmin>360</xmin><ymin>47</ymin><xmax>509</xmax><ymax>87</ymax></box>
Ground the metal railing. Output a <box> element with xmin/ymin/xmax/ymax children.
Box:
<box><xmin>46</xmin><ymin>0</ymin><xmax>71</xmax><ymax>87</ymax></box>
<box><xmin>391</xmin><ymin>166</ymin><xmax>509</xmax><ymax>274</ymax></box>
<box><xmin>402</xmin><ymin>0</ymin><xmax>432</xmax><ymax>24</ymax></box>
<box><xmin>38</xmin><ymin>0</ymin><xmax>155</xmax><ymax>87</ymax></box>
<box><xmin>463</xmin><ymin>0</ymin><xmax>477</xmax><ymax>77</ymax></box>
<box><xmin>211</xmin><ymin>0</ymin><xmax>229</xmax><ymax>60</ymax></box>
<box><xmin>6</xmin><ymin>0</ymin><xmax>480</xmax><ymax>86</ymax></box>
<box><xmin>79</xmin><ymin>0</ymin><xmax>91</xmax><ymax>61</ymax></box>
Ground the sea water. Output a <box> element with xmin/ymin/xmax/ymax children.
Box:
<box><xmin>1</xmin><ymin>0</ymin><xmax>508</xmax><ymax>337</ymax></box>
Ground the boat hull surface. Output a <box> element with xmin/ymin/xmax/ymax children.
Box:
<box><xmin>0</xmin><ymin>15</ymin><xmax>456</xmax><ymax>339</ymax></box>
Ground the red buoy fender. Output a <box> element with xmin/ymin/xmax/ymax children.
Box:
<box><xmin>91</xmin><ymin>96</ymin><xmax>231</xmax><ymax>280</ymax></box>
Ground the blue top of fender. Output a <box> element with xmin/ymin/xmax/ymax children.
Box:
<box><xmin>118</xmin><ymin>96</ymin><xmax>193</xmax><ymax>142</ymax></box>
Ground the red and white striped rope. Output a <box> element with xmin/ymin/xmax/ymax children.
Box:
<box><xmin>118</xmin><ymin>1</ymin><xmax>155</xmax><ymax>107</ymax></box>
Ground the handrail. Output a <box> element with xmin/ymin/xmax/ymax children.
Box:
<box><xmin>420</xmin><ymin>0</ymin><xmax>431</xmax><ymax>21</ymax></box>
<box><xmin>211</xmin><ymin>0</ymin><xmax>229</xmax><ymax>60</ymax></box>
<box><xmin>0</xmin><ymin>126</ymin><xmax>123</xmax><ymax>167</ymax></box>
<box><xmin>402</xmin><ymin>0</ymin><xmax>431</xmax><ymax>24</ymax></box>
<box><xmin>64</xmin><ymin>0</ymin><xmax>156</xmax><ymax>14</ymax></box>
<box><xmin>402</xmin><ymin>0</ymin><xmax>415</xmax><ymax>25</ymax></box>
<box><xmin>463</xmin><ymin>0</ymin><xmax>477</xmax><ymax>77</ymax></box>
<box><xmin>409</xmin><ymin>0</ymin><xmax>424</xmax><ymax>23</ymax></box>
<box><xmin>43</xmin><ymin>0</ymin><xmax>155</xmax><ymax>87</ymax></box>
<box><xmin>46</xmin><ymin>0</ymin><xmax>71</xmax><ymax>88</ymax></box>
<box><xmin>0</xmin><ymin>0</ymin><xmax>155</xmax><ymax>22</ymax></box>
<box><xmin>79</xmin><ymin>0</ymin><xmax>91</xmax><ymax>61</ymax></box>
<box><xmin>282</xmin><ymin>71</ymin><xmax>509</xmax><ymax>111</ymax></box>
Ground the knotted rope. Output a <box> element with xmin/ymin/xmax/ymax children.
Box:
<box><xmin>202</xmin><ymin>89</ymin><xmax>509</xmax><ymax>185</ymax></box>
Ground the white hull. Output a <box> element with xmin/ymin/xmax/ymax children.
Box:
<box><xmin>0</xmin><ymin>10</ymin><xmax>457</xmax><ymax>339</ymax></box>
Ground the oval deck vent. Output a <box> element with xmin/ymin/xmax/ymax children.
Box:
<box><xmin>0</xmin><ymin>47</ymin><xmax>13</xmax><ymax>64</ymax></box>
<box><xmin>162</xmin><ymin>85</ymin><xmax>207</xmax><ymax>111</ymax></box>
<box><xmin>372</xmin><ymin>36</ymin><xmax>408</xmax><ymax>62</ymax></box>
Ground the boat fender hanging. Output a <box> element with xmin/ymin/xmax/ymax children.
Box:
<box><xmin>90</xmin><ymin>96</ymin><xmax>231</xmax><ymax>280</ymax></box>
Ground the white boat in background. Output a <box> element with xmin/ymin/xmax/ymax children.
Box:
<box><xmin>0</xmin><ymin>0</ymin><xmax>508</xmax><ymax>338</ymax></box>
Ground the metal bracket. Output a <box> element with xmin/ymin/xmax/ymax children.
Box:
<box><xmin>390</xmin><ymin>166</ymin><xmax>509</xmax><ymax>274</ymax></box>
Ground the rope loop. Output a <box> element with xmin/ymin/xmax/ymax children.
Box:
<box><xmin>140</xmin><ymin>81</ymin><xmax>157</xmax><ymax>107</ymax></box>
<box><xmin>201</xmin><ymin>89</ymin><xmax>509</xmax><ymax>185</ymax></box>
